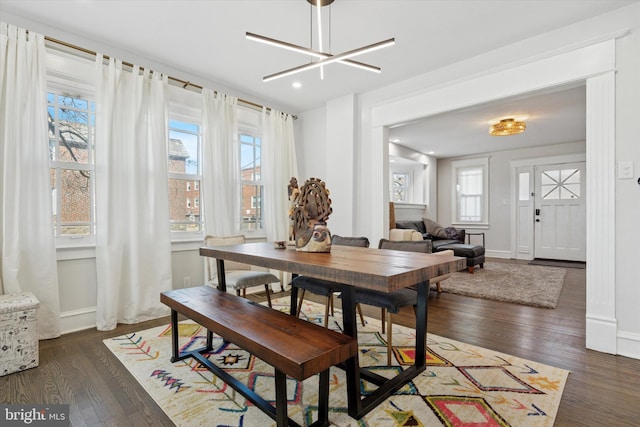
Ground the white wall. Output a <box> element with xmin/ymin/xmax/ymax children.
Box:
<box><xmin>611</xmin><ymin>5</ymin><xmax>640</xmax><ymax>358</ymax></box>
<box><xmin>325</xmin><ymin>94</ymin><xmax>356</xmax><ymax>236</ymax></box>
<box><xmin>297</xmin><ymin>106</ymin><xmax>327</xmax><ymax>180</ymax></box>
<box><xmin>437</xmin><ymin>141</ymin><xmax>586</xmax><ymax>257</ymax></box>
<box><xmin>297</xmin><ymin>95</ymin><xmax>359</xmax><ymax>237</ymax></box>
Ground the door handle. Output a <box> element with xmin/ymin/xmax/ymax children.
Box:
<box><xmin>535</xmin><ymin>219</ymin><xmax>540</xmax><ymax>222</ymax></box>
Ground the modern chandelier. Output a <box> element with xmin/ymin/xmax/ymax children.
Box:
<box><xmin>246</xmin><ymin>0</ymin><xmax>395</xmax><ymax>82</ymax></box>
<box><xmin>489</xmin><ymin>118</ymin><xmax>527</xmax><ymax>136</ymax></box>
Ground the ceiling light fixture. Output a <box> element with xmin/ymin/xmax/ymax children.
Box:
<box><xmin>245</xmin><ymin>32</ymin><xmax>382</xmax><ymax>74</ymax></box>
<box><xmin>246</xmin><ymin>0</ymin><xmax>394</xmax><ymax>82</ymax></box>
<box><xmin>489</xmin><ymin>118</ymin><xmax>527</xmax><ymax>136</ymax></box>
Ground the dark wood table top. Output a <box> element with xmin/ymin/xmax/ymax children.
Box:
<box><xmin>200</xmin><ymin>242</ymin><xmax>466</xmax><ymax>292</ymax></box>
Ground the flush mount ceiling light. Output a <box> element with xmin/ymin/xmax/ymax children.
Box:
<box><xmin>489</xmin><ymin>118</ymin><xmax>527</xmax><ymax>136</ymax></box>
<box><xmin>246</xmin><ymin>0</ymin><xmax>395</xmax><ymax>82</ymax></box>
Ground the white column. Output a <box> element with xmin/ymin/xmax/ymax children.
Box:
<box><xmin>585</xmin><ymin>71</ymin><xmax>617</xmax><ymax>354</ymax></box>
<box><xmin>369</xmin><ymin>126</ymin><xmax>388</xmax><ymax>245</ymax></box>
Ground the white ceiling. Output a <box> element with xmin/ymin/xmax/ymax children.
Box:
<box><xmin>1</xmin><ymin>0</ymin><xmax>634</xmax><ymax>157</ymax></box>
<box><xmin>389</xmin><ymin>84</ymin><xmax>587</xmax><ymax>159</ymax></box>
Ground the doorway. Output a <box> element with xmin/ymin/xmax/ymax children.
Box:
<box><xmin>533</xmin><ymin>162</ymin><xmax>586</xmax><ymax>261</ymax></box>
<box><xmin>369</xmin><ymin>40</ymin><xmax>618</xmax><ymax>354</ymax></box>
<box><xmin>512</xmin><ymin>156</ymin><xmax>586</xmax><ymax>262</ymax></box>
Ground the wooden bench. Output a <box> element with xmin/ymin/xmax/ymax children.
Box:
<box><xmin>160</xmin><ymin>286</ymin><xmax>358</xmax><ymax>427</ymax></box>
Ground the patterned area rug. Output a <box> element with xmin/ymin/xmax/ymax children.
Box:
<box><xmin>104</xmin><ymin>297</ymin><xmax>569</xmax><ymax>426</ymax></box>
<box><xmin>441</xmin><ymin>263</ymin><xmax>566</xmax><ymax>308</ymax></box>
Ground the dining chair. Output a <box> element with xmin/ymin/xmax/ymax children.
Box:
<box><xmin>204</xmin><ymin>235</ymin><xmax>281</xmax><ymax>308</ymax></box>
<box><xmin>291</xmin><ymin>235</ymin><xmax>369</xmax><ymax>327</ymax></box>
<box><xmin>353</xmin><ymin>238</ymin><xmax>432</xmax><ymax>365</ymax></box>
<box><xmin>428</xmin><ymin>249</ymin><xmax>455</xmax><ymax>292</ymax></box>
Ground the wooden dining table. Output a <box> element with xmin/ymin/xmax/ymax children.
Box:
<box><xmin>200</xmin><ymin>241</ymin><xmax>466</xmax><ymax>419</ymax></box>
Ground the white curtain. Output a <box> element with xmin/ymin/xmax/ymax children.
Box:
<box><xmin>262</xmin><ymin>107</ymin><xmax>298</xmax><ymax>242</ymax></box>
<box><xmin>94</xmin><ymin>56</ymin><xmax>172</xmax><ymax>331</ymax></box>
<box><xmin>0</xmin><ymin>22</ymin><xmax>61</xmax><ymax>339</ymax></box>
<box><xmin>201</xmin><ymin>89</ymin><xmax>239</xmax><ymax>236</ymax></box>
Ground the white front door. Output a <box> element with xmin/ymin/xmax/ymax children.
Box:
<box><xmin>534</xmin><ymin>162</ymin><xmax>586</xmax><ymax>261</ymax></box>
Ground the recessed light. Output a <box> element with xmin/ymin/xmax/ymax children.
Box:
<box><xmin>292</xmin><ymin>81</ymin><xmax>302</xmax><ymax>89</ymax></box>
<box><xmin>389</xmin><ymin>138</ymin><xmax>400</xmax><ymax>143</ymax></box>
<box><xmin>428</xmin><ymin>151</ymin><xmax>435</xmax><ymax>155</ymax></box>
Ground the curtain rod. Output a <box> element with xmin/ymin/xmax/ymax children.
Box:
<box><xmin>44</xmin><ymin>35</ymin><xmax>297</xmax><ymax>119</ymax></box>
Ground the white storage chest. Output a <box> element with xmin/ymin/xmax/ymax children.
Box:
<box><xmin>0</xmin><ymin>292</ymin><xmax>39</xmax><ymax>376</ymax></box>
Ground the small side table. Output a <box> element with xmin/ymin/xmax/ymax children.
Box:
<box><xmin>465</xmin><ymin>232</ymin><xmax>485</xmax><ymax>248</ymax></box>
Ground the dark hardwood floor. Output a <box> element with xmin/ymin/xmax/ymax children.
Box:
<box><xmin>1</xmin><ymin>258</ymin><xmax>638</xmax><ymax>426</ymax></box>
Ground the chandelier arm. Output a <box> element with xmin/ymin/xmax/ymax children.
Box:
<box><xmin>263</xmin><ymin>38</ymin><xmax>395</xmax><ymax>82</ymax></box>
<box><xmin>246</xmin><ymin>32</ymin><xmax>380</xmax><ymax>72</ymax></box>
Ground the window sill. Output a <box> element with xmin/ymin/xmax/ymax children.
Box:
<box><xmin>55</xmin><ymin>233</ymin><xmax>268</xmax><ymax>261</ymax></box>
<box><xmin>452</xmin><ymin>223</ymin><xmax>490</xmax><ymax>230</ymax></box>
<box><xmin>56</xmin><ymin>245</ymin><xmax>96</xmax><ymax>261</ymax></box>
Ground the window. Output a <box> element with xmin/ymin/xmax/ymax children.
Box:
<box><xmin>240</xmin><ymin>133</ymin><xmax>263</xmax><ymax>231</ymax></box>
<box><xmin>451</xmin><ymin>157</ymin><xmax>489</xmax><ymax>225</ymax></box>
<box><xmin>48</xmin><ymin>90</ymin><xmax>95</xmax><ymax>240</ymax></box>
<box><xmin>541</xmin><ymin>168</ymin><xmax>581</xmax><ymax>200</ymax></box>
<box><xmin>392</xmin><ymin>172</ymin><xmax>409</xmax><ymax>202</ymax></box>
<box><xmin>168</xmin><ymin>119</ymin><xmax>202</xmax><ymax>233</ymax></box>
<box><xmin>518</xmin><ymin>172</ymin><xmax>530</xmax><ymax>201</ymax></box>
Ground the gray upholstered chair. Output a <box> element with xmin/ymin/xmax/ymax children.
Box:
<box><xmin>204</xmin><ymin>235</ymin><xmax>281</xmax><ymax>308</ymax></box>
<box><xmin>291</xmin><ymin>235</ymin><xmax>369</xmax><ymax>327</ymax></box>
<box><xmin>353</xmin><ymin>238</ymin><xmax>432</xmax><ymax>365</ymax></box>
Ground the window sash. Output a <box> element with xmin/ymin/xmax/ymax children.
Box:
<box><xmin>168</xmin><ymin>118</ymin><xmax>202</xmax><ymax>236</ymax></box>
<box><xmin>48</xmin><ymin>88</ymin><xmax>96</xmax><ymax>242</ymax></box>
<box><xmin>240</xmin><ymin>132</ymin><xmax>263</xmax><ymax>231</ymax></box>
<box><xmin>451</xmin><ymin>158</ymin><xmax>489</xmax><ymax>225</ymax></box>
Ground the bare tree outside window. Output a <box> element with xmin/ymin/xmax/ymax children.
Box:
<box><xmin>48</xmin><ymin>92</ymin><xmax>95</xmax><ymax>237</ymax></box>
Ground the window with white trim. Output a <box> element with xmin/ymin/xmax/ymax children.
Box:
<box><xmin>168</xmin><ymin>119</ymin><xmax>202</xmax><ymax>233</ymax></box>
<box><xmin>452</xmin><ymin>157</ymin><xmax>489</xmax><ymax>225</ymax></box>
<box><xmin>240</xmin><ymin>132</ymin><xmax>263</xmax><ymax>231</ymax></box>
<box><xmin>48</xmin><ymin>89</ymin><xmax>96</xmax><ymax>241</ymax></box>
<box><xmin>392</xmin><ymin>172</ymin><xmax>409</xmax><ymax>202</ymax></box>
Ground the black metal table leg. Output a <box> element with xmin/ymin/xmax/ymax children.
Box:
<box><xmin>216</xmin><ymin>259</ymin><xmax>226</xmax><ymax>292</ymax></box>
<box><xmin>206</xmin><ymin>329</ymin><xmax>213</xmax><ymax>351</ymax></box>
<box><xmin>170</xmin><ymin>309</ymin><xmax>179</xmax><ymax>362</ymax></box>
<box><xmin>414</xmin><ymin>281</ymin><xmax>428</xmax><ymax>367</ymax></box>
<box><xmin>290</xmin><ymin>273</ymin><xmax>299</xmax><ymax>316</ymax></box>
<box><xmin>339</xmin><ymin>285</ymin><xmax>363</xmax><ymax>418</ymax></box>
<box><xmin>340</xmin><ymin>281</ymin><xmax>430</xmax><ymax>419</ymax></box>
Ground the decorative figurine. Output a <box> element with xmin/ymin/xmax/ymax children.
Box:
<box><xmin>289</xmin><ymin>177</ymin><xmax>333</xmax><ymax>252</ymax></box>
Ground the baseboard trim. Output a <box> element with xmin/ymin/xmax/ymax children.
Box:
<box><xmin>60</xmin><ymin>306</ymin><xmax>96</xmax><ymax>334</ymax></box>
<box><xmin>617</xmin><ymin>331</ymin><xmax>640</xmax><ymax>360</ymax></box>
<box><xmin>586</xmin><ymin>314</ymin><xmax>617</xmax><ymax>355</ymax></box>
<box><xmin>485</xmin><ymin>250</ymin><xmax>511</xmax><ymax>259</ymax></box>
